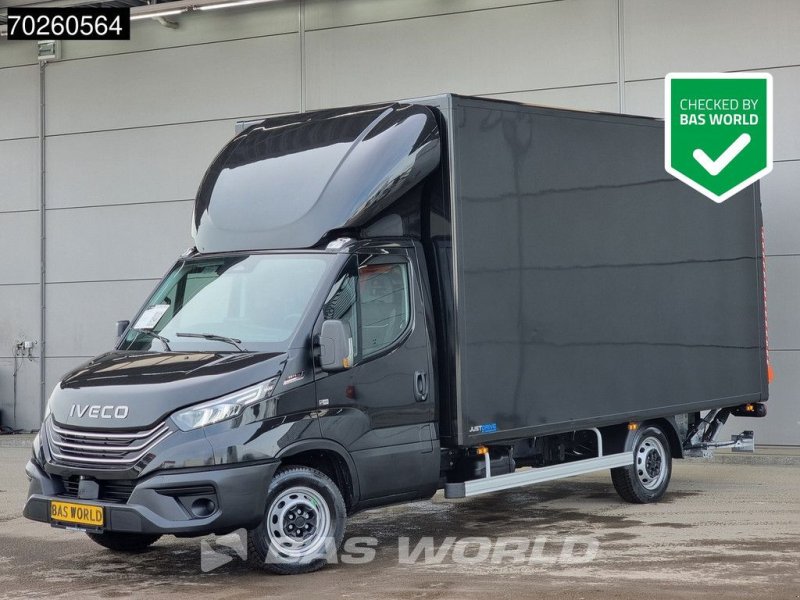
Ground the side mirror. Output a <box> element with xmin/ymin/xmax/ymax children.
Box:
<box><xmin>116</xmin><ymin>320</ymin><xmax>130</xmax><ymax>339</ymax></box>
<box><xmin>319</xmin><ymin>320</ymin><xmax>353</xmax><ymax>372</ymax></box>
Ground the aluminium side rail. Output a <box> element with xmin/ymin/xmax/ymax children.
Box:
<box><xmin>444</xmin><ymin>428</ymin><xmax>633</xmax><ymax>499</ymax></box>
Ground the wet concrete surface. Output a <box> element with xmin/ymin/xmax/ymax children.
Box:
<box><xmin>1</xmin><ymin>445</ymin><xmax>799</xmax><ymax>599</ymax></box>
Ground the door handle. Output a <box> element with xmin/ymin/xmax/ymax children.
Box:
<box><xmin>414</xmin><ymin>371</ymin><xmax>428</xmax><ymax>402</ymax></box>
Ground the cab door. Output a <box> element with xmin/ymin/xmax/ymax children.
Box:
<box><xmin>314</xmin><ymin>245</ymin><xmax>439</xmax><ymax>502</ymax></box>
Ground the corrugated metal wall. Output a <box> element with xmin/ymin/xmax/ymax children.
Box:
<box><xmin>0</xmin><ymin>0</ymin><xmax>797</xmax><ymax>443</ymax></box>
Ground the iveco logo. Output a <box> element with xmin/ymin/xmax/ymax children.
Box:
<box><xmin>69</xmin><ymin>404</ymin><xmax>129</xmax><ymax>419</ymax></box>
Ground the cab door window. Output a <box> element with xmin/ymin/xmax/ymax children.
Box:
<box><xmin>359</xmin><ymin>262</ymin><xmax>410</xmax><ymax>357</ymax></box>
<box><xmin>322</xmin><ymin>255</ymin><xmax>411</xmax><ymax>362</ymax></box>
<box><xmin>323</xmin><ymin>269</ymin><xmax>360</xmax><ymax>362</ymax></box>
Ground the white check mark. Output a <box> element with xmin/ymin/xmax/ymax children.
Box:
<box><xmin>692</xmin><ymin>133</ymin><xmax>751</xmax><ymax>176</ymax></box>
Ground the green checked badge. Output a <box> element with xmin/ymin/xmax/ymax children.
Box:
<box><xmin>665</xmin><ymin>73</ymin><xmax>773</xmax><ymax>203</ymax></box>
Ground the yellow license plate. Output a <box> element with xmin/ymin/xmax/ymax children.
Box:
<box><xmin>50</xmin><ymin>500</ymin><xmax>104</xmax><ymax>527</ymax></box>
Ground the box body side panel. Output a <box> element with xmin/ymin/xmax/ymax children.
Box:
<box><xmin>449</xmin><ymin>97</ymin><xmax>766</xmax><ymax>446</ymax></box>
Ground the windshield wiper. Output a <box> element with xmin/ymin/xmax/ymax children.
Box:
<box><xmin>176</xmin><ymin>332</ymin><xmax>245</xmax><ymax>352</ymax></box>
<box><xmin>135</xmin><ymin>329</ymin><xmax>172</xmax><ymax>351</ymax></box>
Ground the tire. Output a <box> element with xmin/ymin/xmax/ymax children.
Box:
<box><xmin>86</xmin><ymin>531</ymin><xmax>161</xmax><ymax>552</ymax></box>
<box><xmin>247</xmin><ymin>466</ymin><xmax>347</xmax><ymax>575</ymax></box>
<box><xmin>611</xmin><ymin>425</ymin><xmax>672</xmax><ymax>503</ymax></box>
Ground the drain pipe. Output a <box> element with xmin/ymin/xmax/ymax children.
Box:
<box><xmin>616</xmin><ymin>0</ymin><xmax>626</xmax><ymax>113</ymax></box>
<box><xmin>299</xmin><ymin>0</ymin><xmax>306</xmax><ymax>112</ymax></box>
<box><xmin>39</xmin><ymin>61</ymin><xmax>47</xmax><ymax>422</ymax></box>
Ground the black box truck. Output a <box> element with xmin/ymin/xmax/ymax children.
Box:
<box><xmin>24</xmin><ymin>94</ymin><xmax>769</xmax><ymax>574</ymax></box>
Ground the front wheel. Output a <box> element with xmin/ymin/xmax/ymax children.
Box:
<box><xmin>247</xmin><ymin>466</ymin><xmax>346</xmax><ymax>575</ymax></box>
<box><xmin>611</xmin><ymin>425</ymin><xmax>672</xmax><ymax>503</ymax></box>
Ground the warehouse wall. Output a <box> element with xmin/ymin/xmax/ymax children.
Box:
<box><xmin>0</xmin><ymin>0</ymin><xmax>797</xmax><ymax>444</ymax></box>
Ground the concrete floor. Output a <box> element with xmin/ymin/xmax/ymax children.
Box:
<box><xmin>0</xmin><ymin>445</ymin><xmax>799</xmax><ymax>599</ymax></box>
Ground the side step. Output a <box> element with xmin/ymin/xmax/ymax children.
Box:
<box><xmin>444</xmin><ymin>452</ymin><xmax>633</xmax><ymax>499</ymax></box>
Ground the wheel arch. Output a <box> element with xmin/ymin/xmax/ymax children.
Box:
<box><xmin>643</xmin><ymin>417</ymin><xmax>684</xmax><ymax>459</ymax></box>
<box><xmin>600</xmin><ymin>417</ymin><xmax>684</xmax><ymax>459</ymax></box>
<box><xmin>276</xmin><ymin>440</ymin><xmax>361</xmax><ymax>511</ymax></box>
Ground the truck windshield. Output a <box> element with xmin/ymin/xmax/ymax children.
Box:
<box><xmin>118</xmin><ymin>254</ymin><xmax>333</xmax><ymax>353</ymax></box>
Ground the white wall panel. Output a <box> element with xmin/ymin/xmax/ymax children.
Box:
<box><xmin>45</xmin><ymin>34</ymin><xmax>300</xmax><ymax>135</ymax></box>
<box><xmin>742</xmin><ymin>351</ymin><xmax>800</xmax><ymax>445</ymax></box>
<box><xmin>486</xmin><ymin>83</ymin><xmax>620</xmax><ymax>113</ymax></box>
<box><xmin>0</xmin><ymin>211</ymin><xmax>40</xmax><ymax>284</ymax></box>
<box><xmin>625</xmin><ymin>0</ymin><xmax>800</xmax><ymax>81</ymax></box>
<box><xmin>763</xmin><ymin>256</ymin><xmax>800</xmax><ymax>352</ymax></box>
<box><xmin>46</xmin><ymin>201</ymin><xmax>193</xmax><ymax>283</ymax></box>
<box><xmin>0</xmin><ymin>284</ymin><xmax>40</xmax><ymax>357</ymax></box>
<box><xmin>625</xmin><ymin>67</ymin><xmax>800</xmax><ymax>163</ymax></box>
<box><xmin>769</xmin><ymin>67</ymin><xmax>800</xmax><ymax>162</ymax></box>
<box><xmin>46</xmin><ymin>279</ymin><xmax>159</xmax><ymax>357</ymax></box>
<box><xmin>761</xmin><ymin>160</ymin><xmax>800</xmax><ymax>257</ymax></box>
<box><xmin>304</xmin><ymin>0</ymin><xmax>552</xmax><ymax>30</ymax></box>
<box><xmin>1</xmin><ymin>0</ymin><xmax>798</xmax><ymax>443</ymax></box>
<box><xmin>305</xmin><ymin>0</ymin><xmax>618</xmax><ymax>108</ymax></box>
<box><xmin>622</xmin><ymin>79</ymin><xmax>660</xmax><ymax>118</ymax></box>
<box><xmin>0</xmin><ymin>65</ymin><xmax>39</xmax><ymax>140</ymax></box>
<box><xmin>46</xmin><ymin>120</ymin><xmax>237</xmax><ymax>209</ymax></box>
<box><xmin>61</xmin><ymin>4</ymin><xmax>298</xmax><ymax>61</ymax></box>
<box><xmin>0</xmin><ymin>358</ymin><xmax>41</xmax><ymax>431</ymax></box>
<box><xmin>0</xmin><ymin>138</ymin><xmax>39</xmax><ymax>212</ymax></box>
<box><xmin>0</xmin><ymin>39</ymin><xmax>37</xmax><ymax>69</ymax></box>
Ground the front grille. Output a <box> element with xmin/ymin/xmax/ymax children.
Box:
<box><xmin>57</xmin><ymin>477</ymin><xmax>136</xmax><ymax>504</ymax></box>
<box><xmin>46</xmin><ymin>419</ymin><xmax>172</xmax><ymax>468</ymax></box>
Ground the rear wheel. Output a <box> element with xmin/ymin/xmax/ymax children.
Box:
<box><xmin>247</xmin><ymin>466</ymin><xmax>346</xmax><ymax>575</ymax></box>
<box><xmin>86</xmin><ymin>531</ymin><xmax>161</xmax><ymax>552</ymax></box>
<box><xmin>611</xmin><ymin>425</ymin><xmax>672</xmax><ymax>503</ymax></box>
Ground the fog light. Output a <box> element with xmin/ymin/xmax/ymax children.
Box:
<box><xmin>190</xmin><ymin>498</ymin><xmax>216</xmax><ymax>518</ymax></box>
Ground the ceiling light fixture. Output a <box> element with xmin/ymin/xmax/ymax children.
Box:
<box><xmin>130</xmin><ymin>8</ymin><xmax>188</xmax><ymax>20</ymax></box>
<box><xmin>198</xmin><ymin>0</ymin><xmax>277</xmax><ymax>11</ymax></box>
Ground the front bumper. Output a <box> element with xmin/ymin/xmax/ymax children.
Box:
<box><xmin>23</xmin><ymin>458</ymin><xmax>279</xmax><ymax>536</ymax></box>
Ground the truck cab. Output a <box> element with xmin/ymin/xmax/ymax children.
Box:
<box><xmin>25</xmin><ymin>102</ymin><xmax>447</xmax><ymax>573</ymax></box>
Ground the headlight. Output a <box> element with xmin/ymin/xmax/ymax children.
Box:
<box><xmin>31</xmin><ymin>432</ymin><xmax>41</xmax><ymax>464</ymax></box>
<box><xmin>43</xmin><ymin>384</ymin><xmax>59</xmax><ymax>421</ymax></box>
<box><xmin>171</xmin><ymin>377</ymin><xmax>279</xmax><ymax>431</ymax></box>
